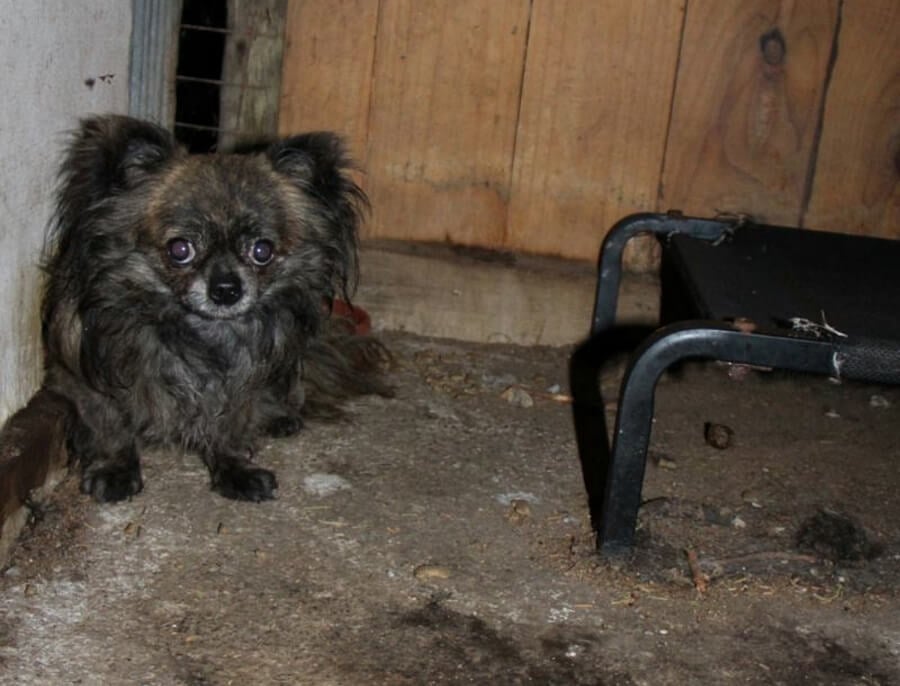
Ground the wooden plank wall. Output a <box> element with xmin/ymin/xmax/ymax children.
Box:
<box><xmin>660</xmin><ymin>1</ymin><xmax>838</xmax><ymax>225</ymax></box>
<box><xmin>279</xmin><ymin>0</ymin><xmax>378</xmax><ymax>159</ymax></box>
<box><xmin>805</xmin><ymin>0</ymin><xmax>900</xmax><ymax>236</ymax></box>
<box><xmin>506</xmin><ymin>0</ymin><xmax>684</xmax><ymax>268</ymax></box>
<box><xmin>365</xmin><ymin>0</ymin><xmax>530</xmax><ymax>247</ymax></box>
<box><xmin>280</xmin><ymin>0</ymin><xmax>900</xmax><ymax>267</ymax></box>
<box><xmin>220</xmin><ymin>0</ymin><xmax>287</xmax><ymax>150</ymax></box>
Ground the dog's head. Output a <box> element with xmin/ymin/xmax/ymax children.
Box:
<box><xmin>49</xmin><ymin>115</ymin><xmax>365</xmax><ymax>324</ymax></box>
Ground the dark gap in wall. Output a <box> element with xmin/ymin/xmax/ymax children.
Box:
<box><xmin>656</xmin><ymin>0</ymin><xmax>690</xmax><ymax>210</ymax></box>
<box><xmin>798</xmin><ymin>0</ymin><xmax>843</xmax><ymax>228</ymax></box>
<box><xmin>174</xmin><ymin>0</ymin><xmax>228</xmax><ymax>152</ymax></box>
<box><xmin>501</xmin><ymin>0</ymin><xmax>535</xmax><ymax>246</ymax></box>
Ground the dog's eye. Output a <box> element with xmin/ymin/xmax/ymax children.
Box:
<box><xmin>167</xmin><ymin>238</ymin><xmax>196</xmax><ymax>265</ymax></box>
<box><xmin>250</xmin><ymin>239</ymin><xmax>274</xmax><ymax>266</ymax></box>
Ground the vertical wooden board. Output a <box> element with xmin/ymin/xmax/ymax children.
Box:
<box><xmin>505</xmin><ymin>0</ymin><xmax>685</xmax><ymax>264</ymax></box>
<box><xmin>220</xmin><ymin>0</ymin><xmax>286</xmax><ymax>149</ymax></box>
<box><xmin>805</xmin><ymin>0</ymin><xmax>900</xmax><ymax>237</ymax></box>
<box><xmin>660</xmin><ymin>0</ymin><xmax>838</xmax><ymax>225</ymax></box>
<box><xmin>365</xmin><ymin>0</ymin><xmax>530</xmax><ymax>245</ymax></box>
<box><xmin>278</xmin><ymin>0</ymin><xmax>379</xmax><ymax>162</ymax></box>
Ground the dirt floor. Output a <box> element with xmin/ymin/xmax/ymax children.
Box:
<box><xmin>1</xmin><ymin>330</ymin><xmax>899</xmax><ymax>685</ymax></box>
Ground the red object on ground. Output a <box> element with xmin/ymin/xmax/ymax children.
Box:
<box><xmin>332</xmin><ymin>299</ymin><xmax>372</xmax><ymax>335</ymax></box>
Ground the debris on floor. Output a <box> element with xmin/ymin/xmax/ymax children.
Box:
<box><xmin>796</xmin><ymin>509</ymin><xmax>881</xmax><ymax>563</ymax></box>
<box><xmin>703</xmin><ymin>421</ymin><xmax>734</xmax><ymax>449</ymax></box>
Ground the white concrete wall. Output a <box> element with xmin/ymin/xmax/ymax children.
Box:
<box><xmin>0</xmin><ymin>2</ymin><xmax>132</xmax><ymax>422</ymax></box>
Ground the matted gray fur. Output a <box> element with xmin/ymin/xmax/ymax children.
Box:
<box><xmin>41</xmin><ymin>115</ymin><xmax>390</xmax><ymax>503</ymax></box>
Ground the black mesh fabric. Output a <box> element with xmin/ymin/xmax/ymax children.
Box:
<box><xmin>666</xmin><ymin>225</ymin><xmax>900</xmax><ymax>341</ymax></box>
<box><xmin>837</xmin><ymin>338</ymin><xmax>900</xmax><ymax>385</ymax></box>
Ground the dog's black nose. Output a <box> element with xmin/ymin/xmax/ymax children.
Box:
<box><xmin>208</xmin><ymin>274</ymin><xmax>243</xmax><ymax>306</ymax></box>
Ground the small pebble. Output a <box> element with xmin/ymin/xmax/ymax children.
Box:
<box><xmin>496</xmin><ymin>492</ymin><xmax>539</xmax><ymax>506</ymax></box>
<box><xmin>506</xmin><ymin>499</ymin><xmax>532</xmax><ymax>524</ymax></box>
<box><xmin>731</xmin><ymin>318</ymin><xmax>758</xmax><ymax>333</ymax></box>
<box><xmin>303</xmin><ymin>473</ymin><xmax>352</xmax><ymax>497</ymax></box>
<box><xmin>727</xmin><ymin>364</ymin><xmax>753</xmax><ymax>381</ymax></box>
<box><xmin>565</xmin><ymin>644</ymin><xmax>584</xmax><ymax>659</ymax></box>
<box><xmin>655</xmin><ymin>454</ymin><xmax>677</xmax><ymax>470</ymax></box>
<box><xmin>732</xmin><ymin>516</ymin><xmax>747</xmax><ymax>529</ymax></box>
<box><xmin>741</xmin><ymin>489</ymin><xmax>763</xmax><ymax>508</ymax></box>
<box><xmin>424</xmin><ymin>402</ymin><xmax>459</xmax><ymax>422</ymax></box>
<box><xmin>501</xmin><ymin>386</ymin><xmax>534</xmax><ymax>408</ymax></box>
<box><xmin>704</xmin><ymin>422</ymin><xmax>734</xmax><ymax>449</ymax></box>
<box><xmin>870</xmin><ymin>394</ymin><xmax>890</xmax><ymax>409</ymax></box>
<box><xmin>706</xmin><ymin>506</ymin><xmax>734</xmax><ymax>526</ymax></box>
<box><xmin>824</xmin><ymin>408</ymin><xmax>841</xmax><ymax>419</ymax></box>
<box><xmin>413</xmin><ymin>564</ymin><xmax>452</xmax><ymax>581</ymax></box>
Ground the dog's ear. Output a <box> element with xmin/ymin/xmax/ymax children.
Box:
<box><xmin>268</xmin><ymin>133</ymin><xmax>368</xmax><ymax>299</ymax></box>
<box><xmin>56</xmin><ymin>115</ymin><xmax>177</xmax><ymax>226</ymax></box>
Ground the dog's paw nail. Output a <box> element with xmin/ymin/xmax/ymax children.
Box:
<box><xmin>81</xmin><ymin>466</ymin><xmax>143</xmax><ymax>503</ymax></box>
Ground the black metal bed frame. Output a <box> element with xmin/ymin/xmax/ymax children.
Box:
<box><xmin>571</xmin><ymin>213</ymin><xmax>900</xmax><ymax>555</ymax></box>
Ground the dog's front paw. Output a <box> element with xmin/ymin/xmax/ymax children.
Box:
<box><xmin>211</xmin><ymin>462</ymin><xmax>278</xmax><ymax>502</ymax></box>
<box><xmin>265</xmin><ymin>415</ymin><xmax>304</xmax><ymax>438</ymax></box>
<box><xmin>81</xmin><ymin>463</ymin><xmax>143</xmax><ymax>503</ymax></box>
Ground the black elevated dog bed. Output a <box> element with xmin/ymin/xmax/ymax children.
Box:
<box><xmin>570</xmin><ymin>213</ymin><xmax>900</xmax><ymax>554</ymax></box>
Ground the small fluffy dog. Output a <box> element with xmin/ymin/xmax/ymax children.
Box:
<box><xmin>41</xmin><ymin>115</ymin><xmax>389</xmax><ymax>503</ymax></box>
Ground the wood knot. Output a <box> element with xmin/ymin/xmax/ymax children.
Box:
<box><xmin>759</xmin><ymin>28</ymin><xmax>786</xmax><ymax>67</ymax></box>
